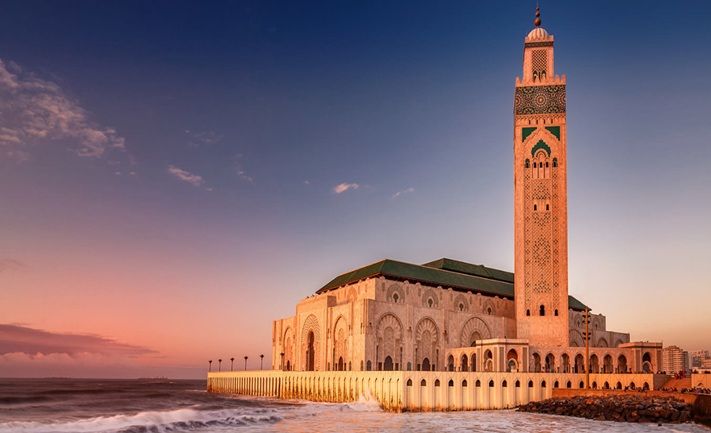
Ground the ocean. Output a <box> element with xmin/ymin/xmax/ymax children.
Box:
<box><xmin>0</xmin><ymin>379</ymin><xmax>707</xmax><ymax>433</ymax></box>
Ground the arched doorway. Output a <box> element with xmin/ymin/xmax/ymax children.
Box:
<box><xmin>545</xmin><ymin>353</ymin><xmax>555</xmax><ymax>372</ymax></box>
<box><xmin>590</xmin><ymin>354</ymin><xmax>599</xmax><ymax>373</ymax></box>
<box><xmin>460</xmin><ymin>354</ymin><xmax>469</xmax><ymax>372</ymax></box>
<box><xmin>532</xmin><ymin>353</ymin><xmax>541</xmax><ymax>372</ymax></box>
<box><xmin>484</xmin><ymin>350</ymin><xmax>494</xmax><ymax>372</ymax></box>
<box><xmin>574</xmin><ymin>354</ymin><xmax>585</xmax><ymax>373</ymax></box>
<box><xmin>383</xmin><ymin>356</ymin><xmax>393</xmax><ymax>371</ymax></box>
<box><xmin>447</xmin><ymin>355</ymin><xmax>454</xmax><ymax>371</ymax></box>
<box><xmin>561</xmin><ymin>353</ymin><xmax>570</xmax><ymax>373</ymax></box>
<box><xmin>642</xmin><ymin>352</ymin><xmax>652</xmax><ymax>373</ymax></box>
<box><xmin>506</xmin><ymin>349</ymin><xmax>518</xmax><ymax>372</ymax></box>
<box><xmin>618</xmin><ymin>355</ymin><xmax>628</xmax><ymax>373</ymax></box>
<box><xmin>306</xmin><ymin>331</ymin><xmax>315</xmax><ymax>371</ymax></box>
<box><xmin>422</xmin><ymin>357</ymin><xmax>431</xmax><ymax>372</ymax></box>
<box><xmin>338</xmin><ymin>356</ymin><xmax>344</xmax><ymax>371</ymax></box>
<box><xmin>603</xmin><ymin>354</ymin><xmax>613</xmax><ymax>373</ymax></box>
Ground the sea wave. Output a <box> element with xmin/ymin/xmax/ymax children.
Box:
<box><xmin>0</xmin><ymin>407</ymin><xmax>282</xmax><ymax>433</ymax></box>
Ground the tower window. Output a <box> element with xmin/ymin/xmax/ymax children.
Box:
<box><xmin>525</xmin><ymin>159</ymin><xmax>530</xmax><ymax>168</ymax></box>
<box><xmin>546</xmin><ymin>204</ymin><xmax>550</xmax><ymax>211</ymax></box>
<box><xmin>533</xmin><ymin>204</ymin><xmax>537</xmax><ymax>211</ymax></box>
<box><xmin>526</xmin><ymin>309</ymin><xmax>531</xmax><ymax>316</ymax></box>
<box><xmin>553</xmin><ymin>158</ymin><xmax>558</xmax><ymax>167</ymax></box>
<box><xmin>533</xmin><ymin>162</ymin><xmax>537</xmax><ymax>168</ymax></box>
<box><xmin>539</xmin><ymin>305</ymin><xmax>546</xmax><ymax>316</ymax></box>
<box><xmin>554</xmin><ymin>309</ymin><xmax>559</xmax><ymax>316</ymax></box>
<box><xmin>545</xmin><ymin>162</ymin><xmax>549</xmax><ymax>168</ymax></box>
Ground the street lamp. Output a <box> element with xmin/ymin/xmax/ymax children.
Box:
<box><xmin>230</xmin><ymin>357</ymin><xmax>235</xmax><ymax>371</ymax></box>
<box><xmin>244</xmin><ymin>355</ymin><xmax>248</xmax><ymax>371</ymax></box>
<box><xmin>218</xmin><ymin>359</ymin><xmax>222</xmax><ymax>372</ymax></box>
<box><xmin>260</xmin><ymin>354</ymin><xmax>264</xmax><ymax>370</ymax></box>
<box><xmin>208</xmin><ymin>360</ymin><xmax>213</xmax><ymax>372</ymax></box>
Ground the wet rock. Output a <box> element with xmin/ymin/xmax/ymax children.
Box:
<box><xmin>517</xmin><ymin>395</ymin><xmax>695</xmax><ymax>424</ymax></box>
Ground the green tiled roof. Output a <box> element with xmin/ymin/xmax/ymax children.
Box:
<box><xmin>422</xmin><ymin>258</ymin><xmax>514</xmax><ymax>283</ymax></box>
<box><xmin>316</xmin><ymin>257</ymin><xmax>589</xmax><ymax>311</ymax></box>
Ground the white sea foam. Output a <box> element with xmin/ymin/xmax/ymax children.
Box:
<box><xmin>0</xmin><ymin>406</ymin><xmax>281</xmax><ymax>433</ymax></box>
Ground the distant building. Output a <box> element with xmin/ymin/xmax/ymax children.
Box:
<box><xmin>703</xmin><ymin>358</ymin><xmax>711</xmax><ymax>370</ymax></box>
<box><xmin>663</xmin><ymin>346</ymin><xmax>689</xmax><ymax>374</ymax></box>
<box><xmin>691</xmin><ymin>350</ymin><xmax>710</xmax><ymax>368</ymax></box>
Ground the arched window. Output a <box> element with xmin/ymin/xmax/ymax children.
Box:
<box><xmin>539</xmin><ymin>305</ymin><xmax>545</xmax><ymax>316</ymax></box>
<box><xmin>406</xmin><ymin>379</ymin><xmax>413</xmax><ymax>386</ymax></box>
<box><xmin>448</xmin><ymin>379</ymin><xmax>454</xmax><ymax>387</ymax></box>
<box><xmin>420</xmin><ymin>379</ymin><xmax>427</xmax><ymax>387</ymax></box>
<box><xmin>553</xmin><ymin>158</ymin><xmax>558</xmax><ymax>167</ymax></box>
<box><xmin>487</xmin><ymin>307</ymin><xmax>492</xmax><ymax>315</ymax></box>
<box><xmin>533</xmin><ymin>162</ymin><xmax>537</xmax><ymax>168</ymax></box>
<box><xmin>525</xmin><ymin>159</ymin><xmax>530</xmax><ymax>168</ymax></box>
<box><xmin>526</xmin><ymin>309</ymin><xmax>531</xmax><ymax>316</ymax></box>
<box><xmin>528</xmin><ymin>380</ymin><xmax>534</xmax><ymax>388</ymax></box>
<box><xmin>502</xmin><ymin>380</ymin><xmax>508</xmax><ymax>388</ymax></box>
<box><xmin>541</xmin><ymin>380</ymin><xmax>547</xmax><ymax>388</ymax></box>
<box><xmin>488</xmin><ymin>380</ymin><xmax>495</xmax><ymax>387</ymax></box>
<box><xmin>435</xmin><ymin>379</ymin><xmax>441</xmax><ymax>387</ymax></box>
<box><xmin>392</xmin><ymin>293</ymin><xmax>399</xmax><ymax>303</ymax></box>
<box><xmin>545</xmin><ymin>204</ymin><xmax>549</xmax><ymax>211</ymax></box>
<box><xmin>554</xmin><ymin>380</ymin><xmax>559</xmax><ymax>388</ymax></box>
<box><xmin>533</xmin><ymin>204</ymin><xmax>537</xmax><ymax>211</ymax></box>
<box><xmin>515</xmin><ymin>380</ymin><xmax>521</xmax><ymax>388</ymax></box>
<box><xmin>475</xmin><ymin>380</ymin><xmax>481</xmax><ymax>387</ymax></box>
<box><xmin>366</xmin><ymin>360</ymin><xmax>372</xmax><ymax>371</ymax></box>
<box><xmin>462</xmin><ymin>380</ymin><xmax>468</xmax><ymax>387</ymax></box>
<box><xmin>554</xmin><ymin>309</ymin><xmax>558</xmax><ymax>316</ymax></box>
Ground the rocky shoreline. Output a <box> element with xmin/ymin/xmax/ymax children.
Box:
<box><xmin>518</xmin><ymin>395</ymin><xmax>694</xmax><ymax>423</ymax></box>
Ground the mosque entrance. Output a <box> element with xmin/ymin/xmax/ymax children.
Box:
<box><xmin>306</xmin><ymin>331</ymin><xmax>315</xmax><ymax>371</ymax></box>
<box><xmin>384</xmin><ymin>356</ymin><xmax>394</xmax><ymax>371</ymax></box>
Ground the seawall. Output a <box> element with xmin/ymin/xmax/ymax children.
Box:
<box><xmin>207</xmin><ymin>371</ymin><xmax>659</xmax><ymax>412</ymax></box>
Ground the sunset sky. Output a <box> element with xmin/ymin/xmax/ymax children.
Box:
<box><xmin>1</xmin><ymin>0</ymin><xmax>710</xmax><ymax>379</ymax></box>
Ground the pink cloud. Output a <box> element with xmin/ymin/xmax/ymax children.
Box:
<box><xmin>0</xmin><ymin>323</ymin><xmax>156</xmax><ymax>357</ymax></box>
<box><xmin>167</xmin><ymin>165</ymin><xmax>205</xmax><ymax>187</ymax></box>
<box><xmin>333</xmin><ymin>182</ymin><xmax>359</xmax><ymax>194</ymax></box>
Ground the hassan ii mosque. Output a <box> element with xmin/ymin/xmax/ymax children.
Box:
<box><xmin>270</xmin><ymin>7</ymin><xmax>662</xmax><ymax>378</ymax></box>
<box><xmin>208</xmin><ymin>7</ymin><xmax>669</xmax><ymax>411</ymax></box>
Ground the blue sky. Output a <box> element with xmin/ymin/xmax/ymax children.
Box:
<box><xmin>1</xmin><ymin>0</ymin><xmax>710</xmax><ymax>377</ymax></box>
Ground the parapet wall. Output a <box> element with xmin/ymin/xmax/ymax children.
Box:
<box><xmin>693</xmin><ymin>374</ymin><xmax>711</xmax><ymax>389</ymax></box>
<box><xmin>207</xmin><ymin>370</ymin><xmax>657</xmax><ymax>412</ymax></box>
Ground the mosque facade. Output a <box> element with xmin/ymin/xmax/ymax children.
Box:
<box><xmin>270</xmin><ymin>9</ymin><xmax>663</xmax><ymax>378</ymax></box>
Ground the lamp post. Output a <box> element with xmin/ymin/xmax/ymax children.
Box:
<box><xmin>260</xmin><ymin>354</ymin><xmax>264</xmax><ymax>370</ymax></box>
<box><xmin>584</xmin><ymin>307</ymin><xmax>591</xmax><ymax>389</ymax></box>
<box><xmin>230</xmin><ymin>357</ymin><xmax>235</xmax><ymax>371</ymax></box>
<box><xmin>244</xmin><ymin>356</ymin><xmax>248</xmax><ymax>371</ymax></box>
<box><xmin>218</xmin><ymin>358</ymin><xmax>222</xmax><ymax>372</ymax></box>
<box><xmin>208</xmin><ymin>360</ymin><xmax>213</xmax><ymax>372</ymax></box>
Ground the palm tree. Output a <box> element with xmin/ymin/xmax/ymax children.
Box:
<box><xmin>218</xmin><ymin>358</ymin><xmax>222</xmax><ymax>372</ymax></box>
<box><xmin>230</xmin><ymin>357</ymin><xmax>235</xmax><ymax>371</ymax></box>
<box><xmin>260</xmin><ymin>354</ymin><xmax>264</xmax><ymax>370</ymax></box>
<box><xmin>244</xmin><ymin>355</ymin><xmax>248</xmax><ymax>371</ymax></box>
<box><xmin>208</xmin><ymin>360</ymin><xmax>213</xmax><ymax>372</ymax></box>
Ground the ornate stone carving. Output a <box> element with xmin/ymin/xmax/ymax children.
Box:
<box><xmin>514</xmin><ymin>85</ymin><xmax>566</xmax><ymax>115</ymax></box>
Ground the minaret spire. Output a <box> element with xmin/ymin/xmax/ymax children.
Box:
<box><xmin>534</xmin><ymin>4</ymin><xmax>542</xmax><ymax>27</ymax></box>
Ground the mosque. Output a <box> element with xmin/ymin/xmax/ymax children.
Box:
<box><xmin>270</xmin><ymin>7</ymin><xmax>662</xmax><ymax>378</ymax></box>
<box><xmin>208</xmin><ymin>8</ymin><xmax>666</xmax><ymax>411</ymax></box>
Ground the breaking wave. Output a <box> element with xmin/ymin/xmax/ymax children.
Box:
<box><xmin>0</xmin><ymin>407</ymin><xmax>282</xmax><ymax>433</ymax></box>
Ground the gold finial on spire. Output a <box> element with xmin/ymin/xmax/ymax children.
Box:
<box><xmin>534</xmin><ymin>4</ymin><xmax>542</xmax><ymax>27</ymax></box>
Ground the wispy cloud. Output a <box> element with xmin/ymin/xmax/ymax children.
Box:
<box><xmin>392</xmin><ymin>187</ymin><xmax>415</xmax><ymax>199</ymax></box>
<box><xmin>167</xmin><ymin>165</ymin><xmax>204</xmax><ymax>187</ymax></box>
<box><xmin>0</xmin><ymin>258</ymin><xmax>24</xmax><ymax>273</ymax></box>
<box><xmin>234</xmin><ymin>154</ymin><xmax>254</xmax><ymax>183</ymax></box>
<box><xmin>333</xmin><ymin>182</ymin><xmax>360</xmax><ymax>194</ymax></box>
<box><xmin>185</xmin><ymin>129</ymin><xmax>222</xmax><ymax>147</ymax></box>
<box><xmin>0</xmin><ymin>58</ymin><xmax>125</xmax><ymax>162</ymax></box>
<box><xmin>0</xmin><ymin>324</ymin><xmax>157</xmax><ymax>357</ymax></box>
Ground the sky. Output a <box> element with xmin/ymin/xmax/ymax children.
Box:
<box><xmin>1</xmin><ymin>0</ymin><xmax>710</xmax><ymax>379</ymax></box>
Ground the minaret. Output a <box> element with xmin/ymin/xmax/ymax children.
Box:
<box><xmin>513</xmin><ymin>6</ymin><xmax>569</xmax><ymax>348</ymax></box>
